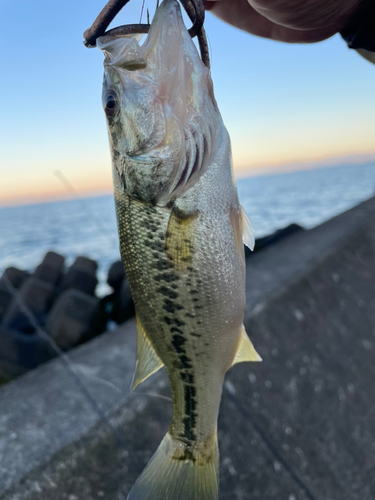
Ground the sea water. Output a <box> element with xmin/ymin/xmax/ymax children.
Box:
<box><xmin>1</xmin><ymin>163</ymin><xmax>374</xmax><ymax>296</ymax></box>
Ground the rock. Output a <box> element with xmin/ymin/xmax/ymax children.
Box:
<box><xmin>34</xmin><ymin>263</ymin><xmax>61</xmax><ymax>287</ymax></box>
<box><xmin>245</xmin><ymin>223</ymin><xmax>305</xmax><ymax>259</ymax></box>
<box><xmin>46</xmin><ymin>289</ymin><xmax>107</xmax><ymax>350</ymax></box>
<box><xmin>33</xmin><ymin>251</ymin><xmax>65</xmax><ymax>286</ymax></box>
<box><xmin>0</xmin><ymin>267</ymin><xmax>30</xmax><ymax>289</ymax></box>
<box><xmin>0</xmin><ymin>325</ymin><xmax>56</xmax><ymax>380</ymax></box>
<box><xmin>2</xmin><ymin>196</ymin><xmax>375</xmax><ymax>499</ymax></box>
<box><xmin>41</xmin><ymin>251</ymin><xmax>65</xmax><ymax>269</ymax></box>
<box><xmin>0</xmin><ymin>283</ymin><xmax>13</xmax><ymax>322</ymax></box>
<box><xmin>72</xmin><ymin>256</ymin><xmax>98</xmax><ymax>273</ymax></box>
<box><xmin>60</xmin><ymin>265</ymin><xmax>98</xmax><ymax>296</ymax></box>
<box><xmin>107</xmin><ymin>260</ymin><xmax>125</xmax><ymax>291</ymax></box>
<box><xmin>109</xmin><ymin>277</ymin><xmax>134</xmax><ymax>324</ymax></box>
<box><xmin>3</xmin><ymin>277</ymin><xmax>56</xmax><ymax>334</ymax></box>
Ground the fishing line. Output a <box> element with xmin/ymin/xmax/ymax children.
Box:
<box><xmin>2</xmin><ymin>275</ymin><xmax>130</xmax><ymax>448</ymax></box>
<box><xmin>139</xmin><ymin>0</ymin><xmax>146</xmax><ymax>23</ymax></box>
<box><xmin>53</xmin><ymin>169</ymin><xmax>119</xmax><ymax>248</ymax></box>
<box><xmin>1</xmin><ymin>274</ymin><xmax>171</xmax><ymax>474</ymax></box>
<box><xmin>134</xmin><ymin>391</ymin><xmax>172</xmax><ymax>403</ymax></box>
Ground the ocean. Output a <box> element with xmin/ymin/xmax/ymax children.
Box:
<box><xmin>1</xmin><ymin>162</ymin><xmax>375</xmax><ymax>296</ymax></box>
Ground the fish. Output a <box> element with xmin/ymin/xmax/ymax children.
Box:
<box><xmin>97</xmin><ymin>0</ymin><xmax>261</xmax><ymax>498</ymax></box>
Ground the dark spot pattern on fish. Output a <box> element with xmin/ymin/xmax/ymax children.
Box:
<box><xmin>172</xmin><ymin>334</ymin><xmax>187</xmax><ymax>353</ymax></box>
<box><xmin>116</xmin><ymin>197</ymin><xmax>204</xmax><ymax>451</ymax></box>
<box><xmin>157</xmin><ymin>286</ymin><xmax>178</xmax><ymax>300</ymax></box>
<box><xmin>163</xmin><ymin>299</ymin><xmax>183</xmax><ymax>314</ymax></box>
<box><xmin>172</xmin><ymin>318</ymin><xmax>185</xmax><ymax>327</ymax></box>
<box><xmin>183</xmin><ymin>384</ymin><xmax>197</xmax><ymax>442</ymax></box>
<box><xmin>179</xmin><ymin>354</ymin><xmax>192</xmax><ymax>369</ymax></box>
<box><xmin>153</xmin><ymin>272</ymin><xmax>179</xmax><ymax>283</ymax></box>
<box><xmin>144</xmin><ymin>239</ymin><xmax>165</xmax><ymax>252</ymax></box>
<box><xmin>163</xmin><ymin>316</ymin><xmax>172</xmax><ymax>325</ymax></box>
<box><xmin>153</xmin><ymin>259</ymin><xmax>172</xmax><ymax>271</ymax></box>
<box><xmin>170</xmin><ymin>327</ymin><xmax>183</xmax><ymax>334</ymax></box>
<box><xmin>168</xmin><ymin>325</ymin><xmax>198</xmax><ymax>444</ymax></box>
<box><xmin>181</xmin><ymin>372</ymin><xmax>194</xmax><ymax>384</ymax></box>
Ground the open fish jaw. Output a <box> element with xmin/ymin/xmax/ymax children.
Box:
<box><xmin>98</xmin><ymin>0</ymin><xmax>220</xmax><ymax>205</ymax></box>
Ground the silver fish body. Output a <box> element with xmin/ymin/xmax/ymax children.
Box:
<box><xmin>98</xmin><ymin>1</ymin><xmax>260</xmax><ymax>498</ymax></box>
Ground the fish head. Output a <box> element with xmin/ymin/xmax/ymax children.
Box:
<box><xmin>98</xmin><ymin>0</ymin><xmax>220</xmax><ymax>205</ymax></box>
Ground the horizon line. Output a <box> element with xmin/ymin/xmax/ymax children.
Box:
<box><xmin>1</xmin><ymin>152</ymin><xmax>375</xmax><ymax>210</ymax></box>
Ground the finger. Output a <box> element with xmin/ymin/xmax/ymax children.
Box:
<box><xmin>203</xmin><ymin>0</ymin><xmax>339</xmax><ymax>43</ymax></box>
<box><xmin>248</xmin><ymin>0</ymin><xmax>360</xmax><ymax>31</ymax></box>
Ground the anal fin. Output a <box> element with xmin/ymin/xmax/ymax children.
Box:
<box><xmin>132</xmin><ymin>315</ymin><xmax>164</xmax><ymax>390</ymax></box>
<box><xmin>232</xmin><ymin>325</ymin><xmax>262</xmax><ymax>366</ymax></box>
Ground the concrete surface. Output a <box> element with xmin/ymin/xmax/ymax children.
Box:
<box><xmin>1</xmin><ymin>196</ymin><xmax>375</xmax><ymax>499</ymax></box>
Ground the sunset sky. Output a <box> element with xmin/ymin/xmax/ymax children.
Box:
<box><xmin>1</xmin><ymin>0</ymin><xmax>374</xmax><ymax>207</ymax></box>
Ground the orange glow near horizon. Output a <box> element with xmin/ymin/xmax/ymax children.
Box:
<box><xmin>1</xmin><ymin>149</ymin><xmax>375</xmax><ymax>208</ymax></box>
<box><xmin>0</xmin><ymin>165</ymin><xmax>113</xmax><ymax>208</ymax></box>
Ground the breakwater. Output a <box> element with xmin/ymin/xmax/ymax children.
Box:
<box><xmin>1</xmin><ymin>196</ymin><xmax>375</xmax><ymax>499</ymax></box>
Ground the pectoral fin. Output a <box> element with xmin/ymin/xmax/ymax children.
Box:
<box><xmin>232</xmin><ymin>326</ymin><xmax>262</xmax><ymax>366</ymax></box>
<box><xmin>131</xmin><ymin>315</ymin><xmax>164</xmax><ymax>390</ymax></box>
<box><xmin>239</xmin><ymin>205</ymin><xmax>255</xmax><ymax>251</ymax></box>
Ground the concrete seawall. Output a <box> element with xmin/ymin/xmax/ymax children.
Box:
<box><xmin>1</xmin><ymin>197</ymin><xmax>375</xmax><ymax>499</ymax></box>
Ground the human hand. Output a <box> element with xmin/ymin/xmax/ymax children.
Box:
<box><xmin>203</xmin><ymin>0</ymin><xmax>364</xmax><ymax>43</ymax></box>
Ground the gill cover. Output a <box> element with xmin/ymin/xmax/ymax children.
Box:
<box><xmin>98</xmin><ymin>0</ymin><xmax>219</xmax><ymax>205</ymax></box>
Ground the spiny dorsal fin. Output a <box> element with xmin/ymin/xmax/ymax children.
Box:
<box><xmin>239</xmin><ymin>205</ymin><xmax>255</xmax><ymax>251</ymax></box>
<box><xmin>131</xmin><ymin>315</ymin><xmax>164</xmax><ymax>390</ymax></box>
<box><xmin>232</xmin><ymin>325</ymin><xmax>262</xmax><ymax>366</ymax></box>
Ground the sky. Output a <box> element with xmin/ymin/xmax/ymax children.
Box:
<box><xmin>0</xmin><ymin>0</ymin><xmax>374</xmax><ymax>207</ymax></box>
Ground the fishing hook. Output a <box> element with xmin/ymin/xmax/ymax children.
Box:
<box><xmin>83</xmin><ymin>0</ymin><xmax>210</xmax><ymax>68</ymax></box>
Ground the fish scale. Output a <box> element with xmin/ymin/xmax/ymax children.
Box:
<box><xmin>98</xmin><ymin>0</ymin><xmax>260</xmax><ymax>498</ymax></box>
<box><xmin>115</xmin><ymin>187</ymin><xmax>223</xmax><ymax>449</ymax></box>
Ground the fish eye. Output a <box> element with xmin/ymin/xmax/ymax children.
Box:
<box><xmin>104</xmin><ymin>93</ymin><xmax>119</xmax><ymax>116</ymax></box>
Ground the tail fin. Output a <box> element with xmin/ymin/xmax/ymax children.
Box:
<box><xmin>128</xmin><ymin>432</ymin><xmax>219</xmax><ymax>500</ymax></box>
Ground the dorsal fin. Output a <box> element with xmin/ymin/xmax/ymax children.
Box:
<box><xmin>131</xmin><ymin>315</ymin><xmax>164</xmax><ymax>390</ymax></box>
<box><xmin>232</xmin><ymin>325</ymin><xmax>262</xmax><ymax>366</ymax></box>
<box><xmin>229</xmin><ymin>206</ymin><xmax>245</xmax><ymax>263</ymax></box>
<box><xmin>239</xmin><ymin>205</ymin><xmax>255</xmax><ymax>251</ymax></box>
